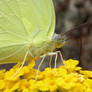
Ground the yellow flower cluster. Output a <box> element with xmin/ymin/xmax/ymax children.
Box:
<box><xmin>0</xmin><ymin>59</ymin><xmax>92</xmax><ymax>92</ymax></box>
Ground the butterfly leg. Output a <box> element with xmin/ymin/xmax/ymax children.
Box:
<box><xmin>49</xmin><ymin>55</ymin><xmax>53</xmax><ymax>68</ymax></box>
<box><xmin>48</xmin><ymin>51</ymin><xmax>64</xmax><ymax>72</ymax></box>
<box><xmin>35</xmin><ymin>55</ymin><xmax>46</xmax><ymax>81</ymax></box>
<box><xmin>11</xmin><ymin>51</ymin><xmax>29</xmax><ymax>78</ymax></box>
<box><xmin>48</xmin><ymin>52</ymin><xmax>58</xmax><ymax>73</ymax></box>
<box><xmin>55</xmin><ymin>51</ymin><xmax>64</xmax><ymax>64</ymax></box>
<box><xmin>54</xmin><ymin>52</ymin><xmax>58</xmax><ymax>73</ymax></box>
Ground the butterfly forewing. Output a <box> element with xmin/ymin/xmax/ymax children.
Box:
<box><xmin>0</xmin><ymin>0</ymin><xmax>55</xmax><ymax>63</ymax></box>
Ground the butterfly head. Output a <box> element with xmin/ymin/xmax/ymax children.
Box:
<box><xmin>52</xmin><ymin>33</ymin><xmax>66</xmax><ymax>49</ymax></box>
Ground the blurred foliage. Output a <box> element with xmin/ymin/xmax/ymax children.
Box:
<box><xmin>55</xmin><ymin>0</ymin><xmax>92</xmax><ymax>70</ymax></box>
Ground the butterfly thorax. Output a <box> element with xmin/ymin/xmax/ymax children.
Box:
<box><xmin>29</xmin><ymin>34</ymin><xmax>65</xmax><ymax>58</ymax></box>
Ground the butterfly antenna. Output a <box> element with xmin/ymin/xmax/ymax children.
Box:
<box><xmin>64</xmin><ymin>20</ymin><xmax>92</xmax><ymax>36</ymax></box>
<box><xmin>62</xmin><ymin>20</ymin><xmax>92</xmax><ymax>41</ymax></box>
<box><xmin>11</xmin><ymin>51</ymin><xmax>29</xmax><ymax>78</ymax></box>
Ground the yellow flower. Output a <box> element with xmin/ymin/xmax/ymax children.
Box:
<box><xmin>44</xmin><ymin>78</ymin><xmax>57</xmax><ymax>92</ymax></box>
<box><xmin>3</xmin><ymin>89</ymin><xmax>13</xmax><ymax>92</ymax></box>
<box><xmin>4</xmin><ymin>63</ymin><xmax>21</xmax><ymax>81</ymax></box>
<box><xmin>43</xmin><ymin>68</ymin><xmax>57</xmax><ymax>78</ymax></box>
<box><xmin>83</xmin><ymin>79</ymin><xmax>92</xmax><ymax>89</ymax></box>
<box><xmin>22</xmin><ymin>88</ymin><xmax>29</xmax><ymax>92</ymax></box>
<box><xmin>56</xmin><ymin>66</ymin><xmax>68</xmax><ymax>77</ymax></box>
<box><xmin>20</xmin><ymin>79</ymin><xmax>30</xmax><ymax>92</ymax></box>
<box><xmin>0</xmin><ymin>69</ymin><xmax>6</xmax><ymax>79</ymax></box>
<box><xmin>73</xmin><ymin>73</ymin><xmax>85</xmax><ymax>83</ymax></box>
<box><xmin>72</xmin><ymin>83</ymin><xmax>85</xmax><ymax>92</ymax></box>
<box><xmin>56</xmin><ymin>77</ymin><xmax>65</xmax><ymax>89</ymax></box>
<box><xmin>24</xmin><ymin>69</ymin><xmax>37</xmax><ymax>79</ymax></box>
<box><xmin>29</xmin><ymin>80</ymin><xmax>38</xmax><ymax>92</ymax></box>
<box><xmin>4</xmin><ymin>80</ymin><xmax>14</xmax><ymax>89</ymax></box>
<box><xmin>64</xmin><ymin>59</ymin><xmax>79</xmax><ymax>72</ymax></box>
<box><xmin>59</xmin><ymin>73</ymin><xmax>77</xmax><ymax>90</ymax></box>
<box><xmin>27</xmin><ymin>59</ymin><xmax>35</xmax><ymax>69</ymax></box>
<box><xmin>0</xmin><ymin>59</ymin><xmax>92</xmax><ymax>92</ymax></box>
<box><xmin>4</xmin><ymin>69</ymin><xmax>20</xmax><ymax>81</ymax></box>
<box><xmin>80</xmin><ymin>70</ymin><xmax>92</xmax><ymax>78</ymax></box>
<box><xmin>0</xmin><ymin>80</ymin><xmax>5</xmax><ymax>90</ymax></box>
<box><xmin>10</xmin><ymin>82</ymin><xmax>20</xmax><ymax>91</ymax></box>
<box><xmin>86</xmin><ymin>88</ymin><xmax>92</xmax><ymax>92</ymax></box>
<box><xmin>35</xmin><ymin>80</ymin><xmax>49</xmax><ymax>92</ymax></box>
<box><xmin>75</xmin><ymin>66</ymin><xmax>82</xmax><ymax>71</ymax></box>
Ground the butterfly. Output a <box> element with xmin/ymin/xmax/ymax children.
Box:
<box><xmin>0</xmin><ymin>0</ymin><xmax>66</xmax><ymax>65</ymax></box>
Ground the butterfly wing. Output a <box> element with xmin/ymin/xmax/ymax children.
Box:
<box><xmin>5</xmin><ymin>0</ymin><xmax>55</xmax><ymax>43</ymax></box>
<box><xmin>0</xmin><ymin>0</ymin><xmax>29</xmax><ymax>64</ymax></box>
<box><xmin>0</xmin><ymin>0</ymin><xmax>55</xmax><ymax>64</ymax></box>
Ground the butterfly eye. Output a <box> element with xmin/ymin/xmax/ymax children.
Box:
<box><xmin>52</xmin><ymin>33</ymin><xmax>61</xmax><ymax>41</ymax></box>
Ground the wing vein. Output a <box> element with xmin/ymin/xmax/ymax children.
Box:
<box><xmin>0</xmin><ymin>46</ymin><xmax>26</xmax><ymax>61</ymax></box>
<box><xmin>0</xmin><ymin>26</ymin><xmax>26</xmax><ymax>40</ymax></box>
<box><xmin>0</xmin><ymin>43</ymin><xmax>28</xmax><ymax>48</ymax></box>
<box><xmin>1</xmin><ymin>0</ymin><xmax>29</xmax><ymax>40</ymax></box>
